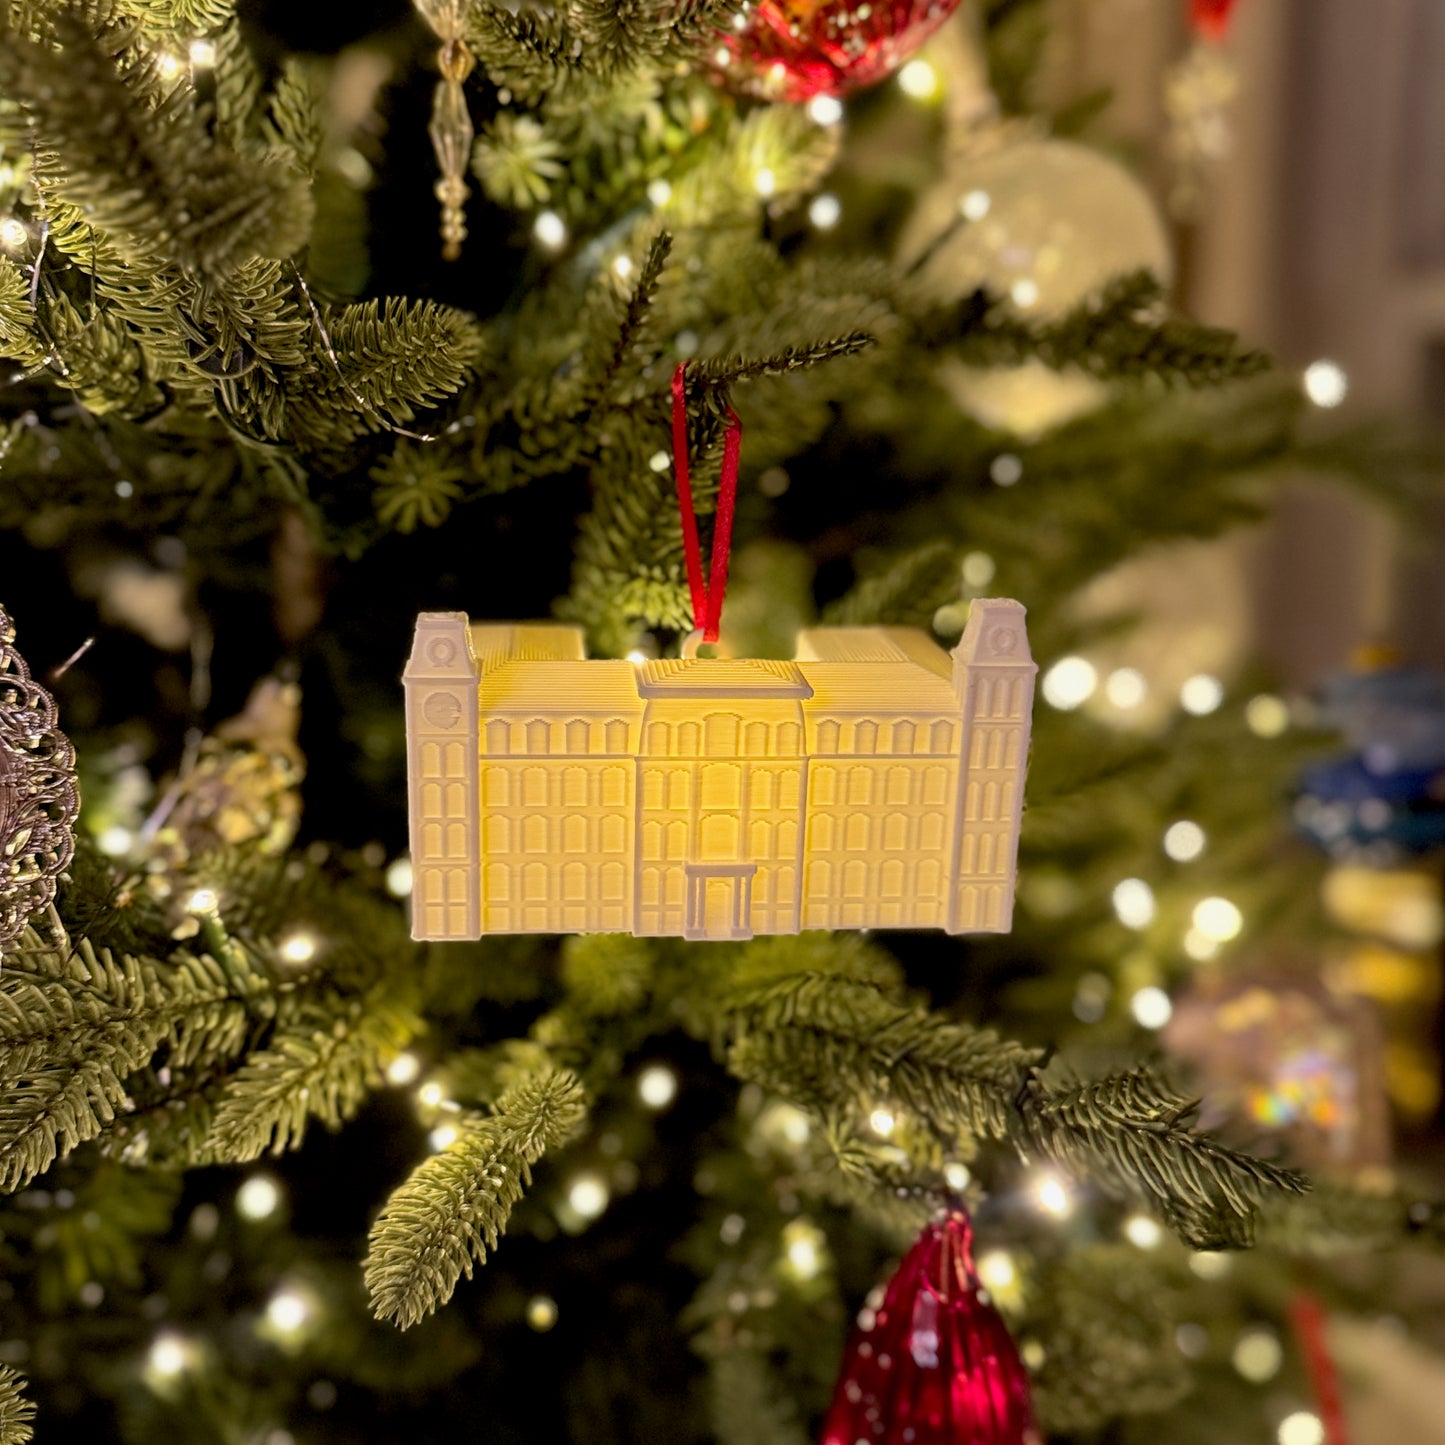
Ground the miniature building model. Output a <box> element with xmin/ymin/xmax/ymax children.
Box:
<box><xmin>404</xmin><ymin>601</ymin><xmax>1035</xmax><ymax>942</ymax></box>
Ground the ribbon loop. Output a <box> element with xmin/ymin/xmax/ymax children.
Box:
<box><xmin>670</xmin><ymin>363</ymin><xmax>742</xmax><ymax>644</ymax></box>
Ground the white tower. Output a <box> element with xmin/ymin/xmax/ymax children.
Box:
<box><xmin>948</xmin><ymin>599</ymin><xmax>1036</xmax><ymax>933</ymax></box>
<box><xmin>404</xmin><ymin>613</ymin><xmax>481</xmax><ymax>940</ymax></box>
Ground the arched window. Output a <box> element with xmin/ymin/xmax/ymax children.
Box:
<box><xmin>420</xmin><ymin>742</ymin><xmax>440</xmax><ymax>777</ymax></box>
<box><xmin>601</xmin><ymin>862</ymin><xmax>625</xmax><ymax>901</ymax></box>
<box><xmin>602</xmin><ymin>767</ymin><xmax>628</xmax><ymax>807</ymax></box>
<box><xmin>705</xmin><ymin>712</ymin><xmax>739</xmax><ymax>756</ymax></box>
<box><xmin>484</xmin><ymin>816</ymin><xmax>510</xmax><ymax>852</ymax></box>
<box><xmin>845</xmin><ymin>813</ymin><xmax>869</xmax><ymax>851</ymax></box>
<box><xmin>484</xmin><ymin>861</ymin><xmax>510</xmax><ymax>902</ymax></box>
<box><xmin>563</xmin><ymin>861</ymin><xmax>587</xmax><ymax>901</ymax></box>
<box><xmin>484</xmin><ymin>769</ymin><xmax>509</xmax><ymax>807</ymax></box>
<box><xmin>779</xmin><ymin>770</ymin><xmax>800</xmax><ymax>810</ymax></box>
<box><xmin>881</xmin><ymin>859</ymin><xmax>904</xmax><ymax>897</ymax></box>
<box><xmin>527</xmin><ymin>719</ymin><xmax>549</xmax><ymax>753</ymax></box>
<box><xmin>563</xmin><ymin>767</ymin><xmax>589</xmax><ymax>808</ymax></box>
<box><xmin>701</xmin><ymin>763</ymin><xmax>740</xmax><ymax>810</ymax></box>
<box><xmin>810</xmin><ymin>815</ymin><xmax>834</xmax><ymax>851</ymax></box>
<box><xmin>564</xmin><ymin>813</ymin><xmax>587</xmax><ymax>853</ymax></box>
<box><xmin>843</xmin><ymin>859</ymin><xmax>867</xmax><ymax>898</ymax></box>
<box><xmin>422</xmin><ymin>783</ymin><xmax>441</xmax><ymax>817</ymax></box>
<box><xmin>847</xmin><ymin>769</ymin><xmax>872</xmax><ymax>806</ymax></box>
<box><xmin>665</xmin><ymin>820</ymin><xmax>687</xmax><ymax>858</ymax></box>
<box><xmin>886</xmin><ymin>767</ymin><xmax>911</xmax><ymax>806</ymax></box>
<box><xmin>676</xmin><ymin>721</ymin><xmax>700</xmax><ymax>757</ymax></box>
<box><xmin>422</xmin><ymin>823</ymin><xmax>442</xmax><ymax>860</ymax></box>
<box><xmin>930</xmin><ymin>720</ymin><xmax>953</xmax><ymax>753</ymax></box>
<box><xmin>812</xmin><ymin>766</ymin><xmax>836</xmax><ymax>807</ymax></box>
<box><xmin>917</xmin><ymin>859</ymin><xmax>940</xmax><ymax>898</ymax></box>
<box><xmin>642</xmin><ymin>820</ymin><xmax>663</xmax><ymax>860</ymax></box>
<box><xmin>923</xmin><ymin>766</ymin><xmax>949</xmax><ymax>806</ymax></box>
<box><xmin>647</xmin><ymin>721</ymin><xmax>670</xmax><ymax>754</ymax></box>
<box><xmin>883</xmin><ymin>814</ymin><xmax>907</xmax><ymax>851</ymax></box>
<box><xmin>777</xmin><ymin>819</ymin><xmax>797</xmax><ymax>856</ymax></box>
<box><xmin>523</xmin><ymin>768</ymin><xmax>548</xmax><ymax>808</ymax></box>
<box><xmin>524</xmin><ymin>814</ymin><xmax>547</xmax><ymax>853</ymax></box>
<box><xmin>601</xmin><ymin>815</ymin><xmax>625</xmax><ymax>854</ymax></box>
<box><xmin>893</xmin><ymin>720</ymin><xmax>916</xmax><ymax>754</ymax></box>
<box><xmin>667</xmin><ymin>770</ymin><xmax>690</xmax><ymax>810</ymax></box>
<box><xmin>446</xmin><ymin>822</ymin><xmax>467</xmax><ymax>859</ymax></box>
<box><xmin>856</xmin><ymin>720</ymin><xmax>878</xmax><ymax>754</ymax></box>
<box><xmin>777</xmin><ymin>722</ymin><xmax>800</xmax><ymax>755</ymax></box>
<box><xmin>446</xmin><ymin>782</ymin><xmax>465</xmax><ymax>815</ymax></box>
<box><xmin>445</xmin><ymin>742</ymin><xmax>465</xmax><ymax>774</ymax></box>
<box><xmin>810</xmin><ymin>859</ymin><xmax>831</xmax><ymax>896</ymax></box>
<box><xmin>643</xmin><ymin>770</ymin><xmax>664</xmax><ymax>810</ymax></box>
<box><xmin>816</xmin><ymin>719</ymin><xmax>839</xmax><ymax>754</ymax></box>
<box><xmin>523</xmin><ymin>862</ymin><xmax>548</xmax><ymax>901</ymax></box>
<box><xmin>751</xmin><ymin>771</ymin><xmax>773</xmax><ymax>810</ymax></box>
<box><xmin>486</xmin><ymin>720</ymin><xmax>509</xmax><ymax>754</ymax></box>
<box><xmin>750</xmin><ymin>818</ymin><xmax>771</xmax><ymax>858</ymax></box>
<box><xmin>423</xmin><ymin>871</ymin><xmax>444</xmax><ymax>903</ymax></box>
<box><xmin>744</xmin><ymin>721</ymin><xmax>769</xmax><ymax>757</ymax></box>
<box><xmin>606</xmin><ymin>720</ymin><xmax>628</xmax><ymax>753</ymax></box>
<box><xmin>982</xmin><ymin>781</ymin><xmax>999</xmax><ymax>822</ymax></box>
<box><xmin>566</xmin><ymin>719</ymin><xmax>589</xmax><ymax>753</ymax></box>
<box><xmin>700</xmin><ymin>814</ymin><xmax>737</xmax><ymax>860</ymax></box>
<box><xmin>921</xmin><ymin>813</ymin><xmax>944</xmax><ymax>851</ymax></box>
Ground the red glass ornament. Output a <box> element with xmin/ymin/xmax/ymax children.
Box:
<box><xmin>1189</xmin><ymin>0</ymin><xmax>1240</xmax><ymax>42</ymax></box>
<box><xmin>820</xmin><ymin>1211</ymin><xmax>1043</xmax><ymax>1445</ymax></box>
<box><xmin>713</xmin><ymin>0</ymin><xmax>965</xmax><ymax>103</ymax></box>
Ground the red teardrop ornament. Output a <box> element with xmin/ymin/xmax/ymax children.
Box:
<box><xmin>713</xmin><ymin>0</ymin><xmax>966</xmax><ymax>103</ymax></box>
<box><xmin>820</xmin><ymin>1211</ymin><xmax>1043</xmax><ymax>1445</ymax></box>
<box><xmin>1189</xmin><ymin>0</ymin><xmax>1240</xmax><ymax>42</ymax></box>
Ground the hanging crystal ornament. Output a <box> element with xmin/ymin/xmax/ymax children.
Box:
<box><xmin>713</xmin><ymin>0</ymin><xmax>967</xmax><ymax>103</ymax></box>
<box><xmin>0</xmin><ymin>605</ymin><xmax>79</xmax><ymax>948</ymax></box>
<box><xmin>819</xmin><ymin>1209</ymin><xmax>1042</xmax><ymax>1445</ymax></box>
<box><xmin>415</xmin><ymin>0</ymin><xmax>477</xmax><ymax>261</ymax></box>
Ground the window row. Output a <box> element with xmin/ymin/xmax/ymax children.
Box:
<box><xmin>970</xmin><ymin>675</ymin><xmax>1030</xmax><ymax>724</ymax></box>
<box><xmin>483</xmin><ymin>860</ymin><xmax>627</xmax><ymax>905</ymax></box>
<box><xmin>417</xmin><ymin>740</ymin><xmax>468</xmax><ymax>780</ymax></box>
<box><xmin>485</xmin><ymin>717</ymin><xmax>632</xmax><ymax>755</ymax></box>
<box><xmin>643</xmin><ymin>717</ymin><xmax>802</xmax><ymax>759</ymax></box>
<box><xmin>967</xmin><ymin>725</ymin><xmax>1023</xmax><ymax>771</ymax></box>
<box><xmin>484</xmin><ymin>812</ymin><xmax>628</xmax><ymax>856</ymax></box>
<box><xmin>805</xmin><ymin>857</ymin><xmax>943</xmax><ymax>902</ymax></box>
<box><xmin>483</xmin><ymin>764</ymin><xmax>630</xmax><ymax>810</ymax></box>
<box><xmin>812</xmin><ymin>718</ymin><xmax>955</xmax><ymax>756</ymax></box>
<box><xmin>807</xmin><ymin>810</ymin><xmax>946</xmax><ymax>854</ymax></box>
<box><xmin>811</xmin><ymin>763</ymin><xmax>954</xmax><ymax>809</ymax></box>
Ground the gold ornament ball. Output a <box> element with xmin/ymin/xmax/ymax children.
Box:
<box><xmin>938</xmin><ymin>357</ymin><xmax>1108</xmax><ymax>441</ymax></box>
<box><xmin>909</xmin><ymin>137</ymin><xmax>1174</xmax><ymax>317</ymax></box>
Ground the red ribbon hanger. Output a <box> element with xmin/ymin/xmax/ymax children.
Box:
<box><xmin>670</xmin><ymin>362</ymin><xmax>742</xmax><ymax>645</ymax></box>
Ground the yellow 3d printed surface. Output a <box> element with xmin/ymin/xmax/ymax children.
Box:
<box><xmin>404</xmin><ymin>601</ymin><xmax>1035</xmax><ymax>941</ymax></box>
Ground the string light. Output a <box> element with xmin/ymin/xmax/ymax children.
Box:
<box><xmin>1232</xmin><ymin>1326</ymin><xmax>1283</xmax><ymax>1382</ymax></box>
<box><xmin>1124</xmin><ymin>1214</ymin><xmax>1162</xmax><ymax>1248</ymax></box>
<box><xmin>1042</xmin><ymin>656</ymin><xmax>1097</xmax><ymax>710</ymax></box>
<box><xmin>646</xmin><ymin>178</ymin><xmax>672</xmax><ymax>207</ymax></box>
<box><xmin>752</xmin><ymin>167</ymin><xmax>777</xmax><ymax>198</ymax></box>
<box><xmin>1302</xmin><ymin>360</ymin><xmax>1347</xmax><ymax>409</ymax></box>
<box><xmin>1184</xmin><ymin>927</ymin><xmax>1221</xmax><ymax>961</ymax></box>
<box><xmin>265</xmin><ymin>1286</ymin><xmax>313</xmax><ymax>1335</ymax></box>
<box><xmin>1192</xmin><ymin>896</ymin><xmax>1242</xmax><ymax>942</ymax></box>
<box><xmin>384</xmin><ymin>858</ymin><xmax>413</xmax><ymax>896</ymax></box>
<box><xmin>943</xmin><ymin>1161</ymin><xmax>971</xmax><ymax>1191</ymax></box>
<box><xmin>612</xmin><ymin>254</ymin><xmax>634</xmax><ymax>280</ymax></box>
<box><xmin>526</xmin><ymin>1295</ymin><xmax>558</xmax><ymax>1331</ymax></box>
<box><xmin>236</xmin><ymin>1174</ymin><xmax>281</xmax><ymax>1221</ymax></box>
<box><xmin>1246</xmin><ymin>693</ymin><xmax>1290</xmax><ymax>738</ymax></box>
<box><xmin>1106</xmin><ymin>668</ymin><xmax>1148</xmax><ymax>709</ymax></box>
<box><xmin>649</xmin><ymin>450</ymin><xmax>670</xmax><ymax>473</ymax></box>
<box><xmin>417</xmin><ymin>1081</ymin><xmax>445</xmax><ymax>1108</ymax></box>
<box><xmin>533</xmin><ymin>210</ymin><xmax>567</xmax><ymax>249</ymax></box>
<box><xmin>1163</xmin><ymin>820</ymin><xmax>1206</xmax><ymax>861</ymax></box>
<box><xmin>188</xmin><ymin>39</ymin><xmax>217</xmax><ymax>67</ymax></box>
<box><xmin>567</xmin><ymin>1173</ymin><xmax>609</xmax><ymax>1221</ymax></box>
<box><xmin>626</xmin><ymin>649</ymin><xmax>648</xmax><ymax>665</ymax></box>
<box><xmin>386</xmin><ymin>1052</ymin><xmax>421</xmax><ymax>1086</ymax></box>
<box><xmin>1130</xmin><ymin>986</ymin><xmax>1173</xmax><ymax>1029</ymax></box>
<box><xmin>960</xmin><ymin>189</ymin><xmax>991</xmax><ymax>221</ymax></box>
<box><xmin>989</xmin><ymin>453</ymin><xmax>1023</xmax><ymax>487</ymax></box>
<box><xmin>781</xmin><ymin>1219</ymin><xmax>826</xmax><ymax>1280</ymax></box>
<box><xmin>1</xmin><ymin>218</ymin><xmax>28</xmax><ymax>250</ymax></box>
<box><xmin>867</xmin><ymin>1108</ymin><xmax>896</xmax><ymax>1138</ymax></box>
<box><xmin>1032</xmin><ymin>1172</ymin><xmax>1073</xmax><ymax>1217</ymax></box>
<box><xmin>1190</xmin><ymin>1251</ymin><xmax>1231</xmax><ymax>1279</ymax></box>
<box><xmin>961</xmin><ymin>551</ymin><xmax>995</xmax><ymax>588</ymax></box>
<box><xmin>155</xmin><ymin>52</ymin><xmax>184</xmax><ymax>81</ymax></box>
<box><xmin>97</xmin><ymin>825</ymin><xmax>134</xmax><ymax>856</ymax></box>
<box><xmin>976</xmin><ymin>1250</ymin><xmax>1019</xmax><ymax>1306</ymax></box>
<box><xmin>1278</xmin><ymin>1412</ymin><xmax>1325</xmax><ymax>1445</ymax></box>
<box><xmin>278</xmin><ymin>930</ymin><xmax>318</xmax><ymax>966</ymax></box>
<box><xmin>1175</xmin><ymin>1322</ymin><xmax>1208</xmax><ymax>1358</ymax></box>
<box><xmin>1180</xmin><ymin>674</ymin><xmax>1224</xmax><ymax>715</ymax></box>
<box><xmin>145</xmin><ymin>1331</ymin><xmax>197</xmax><ymax>1386</ymax></box>
<box><xmin>1111</xmin><ymin>878</ymin><xmax>1156</xmax><ymax>929</ymax></box>
<box><xmin>808</xmin><ymin>193</ymin><xmax>841</xmax><ymax>230</ymax></box>
<box><xmin>186</xmin><ymin>888</ymin><xmax>219</xmax><ymax>913</ymax></box>
<box><xmin>428</xmin><ymin>1122</ymin><xmax>459</xmax><ymax>1151</ymax></box>
<box><xmin>806</xmin><ymin>94</ymin><xmax>843</xmax><ymax>126</ymax></box>
<box><xmin>1010</xmin><ymin>278</ymin><xmax>1040</xmax><ymax>309</ymax></box>
<box><xmin>636</xmin><ymin>1063</ymin><xmax>678</xmax><ymax>1110</ymax></box>
<box><xmin>897</xmin><ymin>58</ymin><xmax>940</xmax><ymax>99</ymax></box>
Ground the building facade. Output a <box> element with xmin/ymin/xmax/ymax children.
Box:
<box><xmin>404</xmin><ymin>601</ymin><xmax>1034</xmax><ymax>942</ymax></box>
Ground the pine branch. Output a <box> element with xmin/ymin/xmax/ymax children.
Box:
<box><xmin>1255</xmin><ymin>1180</ymin><xmax>1444</xmax><ymax>1255</ymax></box>
<box><xmin>465</xmin><ymin>3</ymin><xmax>583</xmax><ymax>102</ymax></box>
<box><xmin>2</xmin><ymin>9</ymin><xmax>312</xmax><ymax>278</ymax></box>
<box><xmin>1018</xmin><ymin>1069</ymin><xmax>1308</xmax><ymax>1249</ymax></box>
<box><xmin>689</xmin><ymin>333</ymin><xmax>878</xmax><ymax>399</ymax></box>
<box><xmin>821</xmin><ymin>540</ymin><xmax>960</xmax><ymax>628</ymax></box>
<box><xmin>364</xmin><ymin>1069</ymin><xmax>587</xmax><ymax>1329</ymax></box>
<box><xmin>203</xmin><ymin>979</ymin><xmax>425</xmax><ymax>1162</ymax></box>
<box><xmin>0</xmin><ymin>1366</ymin><xmax>35</xmax><ymax>1445</ymax></box>
<box><xmin>706</xmin><ymin>1348</ymin><xmax>811</xmax><ymax>1445</ymax></box>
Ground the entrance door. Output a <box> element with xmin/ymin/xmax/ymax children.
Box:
<box><xmin>685</xmin><ymin>864</ymin><xmax>755</xmax><ymax>941</ymax></box>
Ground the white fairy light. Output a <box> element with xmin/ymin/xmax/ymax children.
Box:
<box><xmin>236</xmin><ymin>1174</ymin><xmax>281</xmax><ymax>1220</ymax></box>
<box><xmin>808</xmin><ymin>193</ymin><xmax>841</xmax><ymax>230</ymax></box>
<box><xmin>867</xmin><ymin>1108</ymin><xmax>896</xmax><ymax>1138</ymax></box>
<box><xmin>533</xmin><ymin>210</ymin><xmax>567</xmax><ymax>250</ymax></box>
<box><xmin>1245</xmin><ymin>694</ymin><xmax>1290</xmax><ymax>738</ymax></box>
<box><xmin>155</xmin><ymin>52</ymin><xmax>184</xmax><ymax>81</ymax></box>
<box><xmin>145</xmin><ymin>1331</ymin><xmax>194</xmax><ymax>1382</ymax></box>
<box><xmin>1184</xmin><ymin>927</ymin><xmax>1221</xmax><ymax>961</ymax></box>
<box><xmin>97</xmin><ymin>825</ymin><xmax>134</xmax><ymax>857</ymax></box>
<box><xmin>753</xmin><ymin>167</ymin><xmax>777</xmax><ymax>198</ymax></box>
<box><xmin>1042</xmin><ymin>656</ymin><xmax>1097</xmax><ymax>710</ymax></box>
<box><xmin>712</xmin><ymin>45</ymin><xmax>732</xmax><ymax>66</ymax></box>
<box><xmin>428</xmin><ymin>1122</ymin><xmax>459</xmax><ymax>1151</ymax></box>
<box><xmin>960</xmin><ymin>189</ymin><xmax>991</xmax><ymax>222</ymax></box>
<box><xmin>1124</xmin><ymin>1214</ymin><xmax>1163</xmax><ymax>1249</ymax></box>
<box><xmin>1130</xmin><ymin>986</ymin><xmax>1173</xmax><ymax>1030</ymax></box>
<box><xmin>567</xmin><ymin>1173</ymin><xmax>609</xmax><ymax>1220</ymax></box>
<box><xmin>976</xmin><ymin>1249</ymin><xmax>1016</xmax><ymax>1292</ymax></box>
<box><xmin>266</xmin><ymin>1287</ymin><xmax>312</xmax><ymax>1334</ymax></box>
<box><xmin>897</xmin><ymin>58</ymin><xmax>940</xmax><ymax>99</ymax></box>
<box><xmin>1033</xmin><ymin>1172</ymin><xmax>1073</xmax><ymax>1217</ymax></box>
<box><xmin>961</xmin><ymin>551</ymin><xmax>995</xmax><ymax>588</ymax></box>
<box><xmin>782</xmin><ymin>1219</ymin><xmax>826</xmax><ymax>1280</ymax></box>
<box><xmin>1163</xmin><ymin>820</ymin><xmax>1206</xmax><ymax>862</ymax></box>
<box><xmin>626</xmin><ymin>650</ymin><xmax>648</xmax><ymax>665</ymax></box>
<box><xmin>278</xmin><ymin>931</ymin><xmax>318</xmax><ymax>966</ymax></box>
<box><xmin>1192</xmin><ymin>895</ymin><xmax>1242</xmax><ymax>942</ymax></box>
<box><xmin>188</xmin><ymin>39</ymin><xmax>217</xmax><ymax>68</ymax></box>
<box><xmin>1190</xmin><ymin>1250</ymin><xmax>1231</xmax><ymax>1280</ymax></box>
<box><xmin>649</xmin><ymin>450</ymin><xmax>670</xmax><ymax>473</ymax></box>
<box><xmin>612</xmin><ymin>254</ymin><xmax>634</xmax><ymax>280</ymax></box>
<box><xmin>646</xmin><ymin>179</ymin><xmax>672</xmax><ymax>207</ymax></box>
<box><xmin>1232</xmin><ymin>1327</ymin><xmax>1282</xmax><ymax>1382</ymax></box>
<box><xmin>1180</xmin><ymin>674</ymin><xmax>1224</xmax><ymax>715</ymax></box>
<box><xmin>1</xmin><ymin>218</ymin><xmax>28</xmax><ymax>250</ymax></box>
<box><xmin>417</xmin><ymin>1081</ymin><xmax>445</xmax><ymax>1109</ymax></box>
<box><xmin>1010</xmin><ymin>278</ymin><xmax>1040</xmax><ymax>309</ymax></box>
<box><xmin>943</xmin><ymin>1161</ymin><xmax>971</xmax><ymax>1191</ymax></box>
<box><xmin>1111</xmin><ymin>878</ymin><xmax>1156</xmax><ymax>929</ymax></box>
<box><xmin>526</xmin><ymin>1294</ymin><xmax>558</xmax><ymax>1331</ymax></box>
<box><xmin>1302</xmin><ymin>360</ymin><xmax>1347</xmax><ymax>409</ymax></box>
<box><xmin>1278</xmin><ymin>1412</ymin><xmax>1325</xmax><ymax>1445</ymax></box>
<box><xmin>1106</xmin><ymin>668</ymin><xmax>1148</xmax><ymax>710</ymax></box>
<box><xmin>636</xmin><ymin>1063</ymin><xmax>678</xmax><ymax>1110</ymax></box>
<box><xmin>386</xmin><ymin>1052</ymin><xmax>421</xmax><ymax>1086</ymax></box>
<box><xmin>989</xmin><ymin>452</ymin><xmax>1023</xmax><ymax>486</ymax></box>
<box><xmin>806</xmin><ymin>94</ymin><xmax>843</xmax><ymax>126</ymax></box>
<box><xmin>384</xmin><ymin>857</ymin><xmax>413</xmax><ymax>897</ymax></box>
<box><xmin>186</xmin><ymin>888</ymin><xmax>219</xmax><ymax>914</ymax></box>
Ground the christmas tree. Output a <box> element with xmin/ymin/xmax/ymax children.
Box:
<box><xmin>0</xmin><ymin>1</ymin><xmax>1440</xmax><ymax>1442</ymax></box>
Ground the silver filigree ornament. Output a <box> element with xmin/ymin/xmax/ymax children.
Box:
<box><xmin>0</xmin><ymin>604</ymin><xmax>80</xmax><ymax>949</ymax></box>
